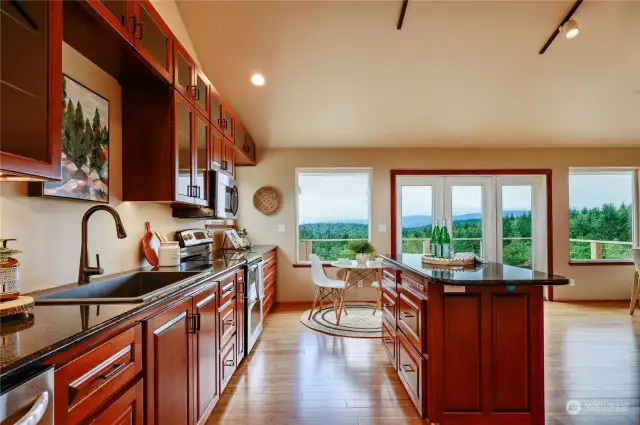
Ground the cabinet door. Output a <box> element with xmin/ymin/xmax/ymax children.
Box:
<box><xmin>219</xmin><ymin>338</ymin><xmax>237</xmax><ymax>394</ymax></box>
<box><xmin>236</xmin><ymin>270</ymin><xmax>246</xmax><ymax>364</ymax></box>
<box><xmin>210</xmin><ymin>90</ymin><xmax>223</xmax><ymax>132</ymax></box>
<box><xmin>144</xmin><ymin>297</ymin><xmax>194</xmax><ymax>425</ymax></box>
<box><xmin>194</xmin><ymin>285</ymin><xmax>219</xmax><ymax>424</ymax></box>
<box><xmin>194</xmin><ymin>69</ymin><xmax>210</xmax><ymax>116</ymax></box>
<box><xmin>174</xmin><ymin>40</ymin><xmax>196</xmax><ymax>102</ymax></box>
<box><xmin>175</xmin><ymin>93</ymin><xmax>194</xmax><ymax>204</ymax></box>
<box><xmin>193</xmin><ymin>111</ymin><xmax>209</xmax><ymax>206</ymax></box>
<box><xmin>235</xmin><ymin>122</ymin><xmax>246</xmax><ymax>149</ymax></box>
<box><xmin>133</xmin><ymin>0</ymin><xmax>172</xmax><ymax>82</ymax></box>
<box><xmin>210</xmin><ymin>128</ymin><xmax>224</xmax><ymax>169</ymax></box>
<box><xmin>0</xmin><ymin>0</ymin><xmax>62</xmax><ymax>181</ymax></box>
<box><xmin>88</xmin><ymin>0</ymin><xmax>133</xmax><ymax>43</ymax></box>
<box><xmin>221</xmin><ymin>105</ymin><xmax>235</xmax><ymax>142</ymax></box>
<box><xmin>243</xmin><ymin>133</ymin><xmax>256</xmax><ymax>163</ymax></box>
<box><xmin>91</xmin><ymin>379</ymin><xmax>144</xmax><ymax>425</ymax></box>
<box><xmin>223</xmin><ymin>141</ymin><xmax>235</xmax><ymax>177</ymax></box>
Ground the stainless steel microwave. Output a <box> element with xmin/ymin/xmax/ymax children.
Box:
<box><xmin>212</xmin><ymin>169</ymin><xmax>238</xmax><ymax>219</ymax></box>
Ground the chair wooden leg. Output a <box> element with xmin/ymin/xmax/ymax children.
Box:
<box><xmin>331</xmin><ymin>289</ymin><xmax>338</xmax><ymax>313</ymax></box>
<box><xmin>319</xmin><ymin>288</ymin><xmax>325</xmax><ymax>312</ymax></box>
<box><xmin>373</xmin><ymin>287</ymin><xmax>382</xmax><ymax>315</ymax></box>
<box><xmin>308</xmin><ymin>288</ymin><xmax>321</xmax><ymax>320</ymax></box>
<box><xmin>630</xmin><ymin>272</ymin><xmax>639</xmax><ymax>315</ymax></box>
<box><xmin>336</xmin><ymin>289</ymin><xmax>346</xmax><ymax>325</ymax></box>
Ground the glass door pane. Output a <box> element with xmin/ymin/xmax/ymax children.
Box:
<box><xmin>196</xmin><ymin>73</ymin><xmax>208</xmax><ymax>112</ymax></box>
<box><xmin>194</xmin><ymin>115</ymin><xmax>208</xmax><ymax>205</ymax></box>
<box><xmin>176</xmin><ymin>101</ymin><xmax>192</xmax><ymax>200</ymax></box>
<box><xmin>99</xmin><ymin>0</ymin><xmax>126</xmax><ymax>24</ymax></box>
<box><xmin>401</xmin><ymin>186</ymin><xmax>434</xmax><ymax>254</ymax></box>
<box><xmin>500</xmin><ymin>186</ymin><xmax>533</xmax><ymax>268</ymax></box>
<box><xmin>177</xmin><ymin>53</ymin><xmax>192</xmax><ymax>93</ymax></box>
<box><xmin>450</xmin><ymin>185</ymin><xmax>485</xmax><ymax>257</ymax></box>
<box><xmin>139</xmin><ymin>6</ymin><xmax>168</xmax><ymax>70</ymax></box>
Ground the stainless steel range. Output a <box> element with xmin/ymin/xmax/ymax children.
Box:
<box><xmin>245</xmin><ymin>259</ymin><xmax>264</xmax><ymax>355</ymax></box>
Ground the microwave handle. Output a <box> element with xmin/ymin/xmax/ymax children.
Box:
<box><xmin>15</xmin><ymin>391</ymin><xmax>49</xmax><ymax>425</ymax></box>
<box><xmin>231</xmin><ymin>186</ymin><xmax>239</xmax><ymax>216</ymax></box>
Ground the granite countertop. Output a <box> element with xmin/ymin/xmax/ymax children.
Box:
<box><xmin>0</xmin><ymin>245</ymin><xmax>277</xmax><ymax>385</ymax></box>
<box><xmin>380</xmin><ymin>253</ymin><xmax>571</xmax><ymax>286</ymax></box>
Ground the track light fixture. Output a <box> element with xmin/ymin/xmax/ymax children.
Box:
<box><xmin>539</xmin><ymin>0</ymin><xmax>584</xmax><ymax>55</ymax></box>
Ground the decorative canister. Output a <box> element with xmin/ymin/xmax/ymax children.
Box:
<box><xmin>158</xmin><ymin>242</ymin><xmax>180</xmax><ymax>267</ymax></box>
<box><xmin>0</xmin><ymin>239</ymin><xmax>21</xmax><ymax>301</ymax></box>
<box><xmin>0</xmin><ymin>313</ymin><xmax>35</xmax><ymax>366</ymax></box>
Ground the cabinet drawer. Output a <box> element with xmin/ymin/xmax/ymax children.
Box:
<box><xmin>263</xmin><ymin>249</ymin><xmax>276</xmax><ymax>265</ymax></box>
<box><xmin>220</xmin><ymin>337</ymin><xmax>237</xmax><ymax>393</ymax></box>
<box><xmin>57</xmin><ymin>324</ymin><xmax>143</xmax><ymax>424</ymax></box>
<box><xmin>382</xmin><ymin>269</ymin><xmax>397</xmax><ymax>290</ymax></box>
<box><xmin>219</xmin><ymin>299</ymin><xmax>237</xmax><ymax>348</ymax></box>
<box><xmin>398</xmin><ymin>284</ymin><xmax>426</xmax><ymax>353</ymax></box>
<box><xmin>382</xmin><ymin>320</ymin><xmax>396</xmax><ymax>370</ymax></box>
<box><xmin>236</xmin><ymin>271</ymin><xmax>244</xmax><ymax>295</ymax></box>
<box><xmin>382</xmin><ymin>285</ymin><xmax>397</xmax><ymax>330</ymax></box>
<box><xmin>219</xmin><ymin>273</ymin><xmax>236</xmax><ymax>307</ymax></box>
<box><xmin>89</xmin><ymin>378</ymin><xmax>144</xmax><ymax>425</ymax></box>
<box><xmin>398</xmin><ymin>331</ymin><xmax>426</xmax><ymax>417</ymax></box>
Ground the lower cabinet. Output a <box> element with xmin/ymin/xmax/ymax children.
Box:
<box><xmin>397</xmin><ymin>331</ymin><xmax>426</xmax><ymax>417</ymax></box>
<box><xmin>219</xmin><ymin>337</ymin><xmax>237</xmax><ymax>393</ymax></box>
<box><xmin>90</xmin><ymin>379</ymin><xmax>144</xmax><ymax>425</ymax></box>
<box><xmin>236</xmin><ymin>269</ymin><xmax>246</xmax><ymax>364</ymax></box>
<box><xmin>144</xmin><ymin>296</ymin><xmax>194</xmax><ymax>425</ymax></box>
<box><xmin>193</xmin><ymin>284</ymin><xmax>219</xmax><ymax>425</ymax></box>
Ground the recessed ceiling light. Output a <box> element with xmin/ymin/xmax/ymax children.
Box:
<box><xmin>251</xmin><ymin>74</ymin><xmax>265</xmax><ymax>86</ymax></box>
<box><xmin>561</xmin><ymin>20</ymin><xmax>580</xmax><ymax>40</ymax></box>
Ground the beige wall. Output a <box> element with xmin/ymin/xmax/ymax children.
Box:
<box><xmin>237</xmin><ymin>148</ymin><xmax>640</xmax><ymax>302</ymax></box>
<box><xmin>151</xmin><ymin>0</ymin><xmax>200</xmax><ymax>65</ymax></box>
<box><xmin>0</xmin><ymin>2</ymin><xmax>204</xmax><ymax>295</ymax></box>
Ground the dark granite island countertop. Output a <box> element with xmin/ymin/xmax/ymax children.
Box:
<box><xmin>379</xmin><ymin>253</ymin><xmax>571</xmax><ymax>286</ymax></box>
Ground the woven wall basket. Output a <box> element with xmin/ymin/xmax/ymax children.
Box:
<box><xmin>253</xmin><ymin>186</ymin><xmax>281</xmax><ymax>215</ymax></box>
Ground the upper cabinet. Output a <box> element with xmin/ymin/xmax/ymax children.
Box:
<box><xmin>174</xmin><ymin>39</ymin><xmax>196</xmax><ymax>101</ymax></box>
<box><xmin>0</xmin><ymin>0</ymin><xmax>62</xmax><ymax>181</ymax></box>
<box><xmin>194</xmin><ymin>69</ymin><xmax>211</xmax><ymax>117</ymax></box>
<box><xmin>221</xmin><ymin>105</ymin><xmax>235</xmax><ymax>143</ymax></box>
<box><xmin>87</xmin><ymin>0</ymin><xmax>134</xmax><ymax>43</ymax></box>
<box><xmin>131</xmin><ymin>0</ymin><xmax>173</xmax><ymax>82</ymax></box>
<box><xmin>210</xmin><ymin>89</ymin><xmax>224</xmax><ymax>133</ymax></box>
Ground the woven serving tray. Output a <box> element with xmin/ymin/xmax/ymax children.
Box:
<box><xmin>422</xmin><ymin>253</ymin><xmax>478</xmax><ymax>267</ymax></box>
<box><xmin>253</xmin><ymin>186</ymin><xmax>281</xmax><ymax>215</ymax></box>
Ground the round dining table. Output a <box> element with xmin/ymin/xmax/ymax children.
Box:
<box><xmin>330</xmin><ymin>260</ymin><xmax>385</xmax><ymax>325</ymax></box>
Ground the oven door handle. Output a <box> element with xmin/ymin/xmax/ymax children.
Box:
<box><xmin>15</xmin><ymin>391</ymin><xmax>49</xmax><ymax>425</ymax></box>
<box><xmin>231</xmin><ymin>186</ymin><xmax>239</xmax><ymax>216</ymax></box>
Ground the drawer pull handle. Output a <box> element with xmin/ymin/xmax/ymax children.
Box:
<box><xmin>383</xmin><ymin>338</ymin><xmax>392</xmax><ymax>344</ymax></box>
<box><xmin>224</xmin><ymin>360</ymin><xmax>235</xmax><ymax>367</ymax></box>
<box><xmin>223</xmin><ymin>288</ymin><xmax>234</xmax><ymax>294</ymax></box>
<box><xmin>224</xmin><ymin>319</ymin><xmax>235</xmax><ymax>326</ymax></box>
<box><xmin>401</xmin><ymin>364</ymin><xmax>414</xmax><ymax>373</ymax></box>
<box><xmin>383</xmin><ymin>303</ymin><xmax>391</xmax><ymax>308</ymax></box>
<box><xmin>401</xmin><ymin>312</ymin><xmax>414</xmax><ymax>318</ymax></box>
<box><xmin>97</xmin><ymin>362</ymin><xmax>126</xmax><ymax>380</ymax></box>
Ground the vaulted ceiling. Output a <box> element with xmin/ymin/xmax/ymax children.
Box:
<box><xmin>177</xmin><ymin>0</ymin><xmax>640</xmax><ymax>148</ymax></box>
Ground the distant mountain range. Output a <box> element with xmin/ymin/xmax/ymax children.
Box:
<box><xmin>300</xmin><ymin>211</ymin><xmax>529</xmax><ymax>227</ymax></box>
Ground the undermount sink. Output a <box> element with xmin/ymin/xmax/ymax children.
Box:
<box><xmin>35</xmin><ymin>271</ymin><xmax>205</xmax><ymax>304</ymax></box>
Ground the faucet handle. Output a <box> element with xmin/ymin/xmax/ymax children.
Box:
<box><xmin>96</xmin><ymin>254</ymin><xmax>104</xmax><ymax>275</ymax></box>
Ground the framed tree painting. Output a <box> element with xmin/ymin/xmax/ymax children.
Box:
<box><xmin>30</xmin><ymin>75</ymin><xmax>110</xmax><ymax>202</ymax></box>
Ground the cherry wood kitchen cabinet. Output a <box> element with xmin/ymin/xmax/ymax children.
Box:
<box><xmin>221</xmin><ymin>104</ymin><xmax>235</xmax><ymax>143</ymax></box>
<box><xmin>89</xmin><ymin>379</ymin><xmax>144</xmax><ymax>425</ymax></box>
<box><xmin>262</xmin><ymin>249</ymin><xmax>277</xmax><ymax>319</ymax></box>
<box><xmin>193</xmin><ymin>110</ymin><xmax>210</xmax><ymax>207</ymax></box>
<box><xmin>236</xmin><ymin>269</ymin><xmax>246</xmax><ymax>364</ymax></box>
<box><xmin>144</xmin><ymin>296</ymin><xmax>194</xmax><ymax>425</ymax></box>
<box><xmin>175</xmin><ymin>92</ymin><xmax>196</xmax><ymax>204</ymax></box>
<box><xmin>210</xmin><ymin>89</ymin><xmax>224</xmax><ymax>133</ymax></box>
<box><xmin>210</xmin><ymin>128</ymin><xmax>224</xmax><ymax>170</ymax></box>
<box><xmin>131</xmin><ymin>0</ymin><xmax>173</xmax><ymax>82</ymax></box>
<box><xmin>224</xmin><ymin>140</ymin><xmax>235</xmax><ymax>177</ymax></box>
<box><xmin>174</xmin><ymin>39</ymin><xmax>197</xmax><ymax>102</ymax></box>
<box><xmin>0</xmin><ymin>0</ymin><xmax>62</xmax><ymax>181</ymax></box>
<box><xmin>194</xmin><ymin>69</ymin><xmax>211</xmax><ymax>117</ymax></box>
<box><xmin>193</xmin><ymin>284</ymin><xmax>219</xmax><ymax>425</ymax></box>
<box><xmin>235</xmin><ymin>132</ymin><xmax>256</xmax><ymax>166</ymax></box>
<box><xmin>86</xmin><ymin>0</ymin><xmax>135</xmax><ymax>44</ymax></box>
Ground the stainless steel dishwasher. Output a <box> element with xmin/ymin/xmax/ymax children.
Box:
<box><xmin>0</xmin><ymin>366</ymin><xmax>54</xmax><ymax>424</ymax></box>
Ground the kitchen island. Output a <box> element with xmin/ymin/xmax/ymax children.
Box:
<box><xmin>378</xmin><ymin>254</ymin><xmax>570</xmax><ymax>425</ymax></box>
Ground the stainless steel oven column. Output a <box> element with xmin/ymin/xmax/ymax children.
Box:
<box><xmin>245</xmin><ymin>260</ymin><xmax>264</xmax><ymax>354</ymax></box>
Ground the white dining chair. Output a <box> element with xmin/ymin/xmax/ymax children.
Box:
<box><xmin>630</xmin><ymin>248</ymin><xmax>640</xmax><ymax>315</ymax></box>
<box><xmin>308</xmin><ymin>254</ymin><xmax>348</xmax><ymax>320</ymax></box>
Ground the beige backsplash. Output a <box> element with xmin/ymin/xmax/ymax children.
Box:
<box><xmin>0</xmin><ymin>44</ymin><xmax>207</xmax><ymax>294</ymax></box>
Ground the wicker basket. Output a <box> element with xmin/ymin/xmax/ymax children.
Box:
<box><xmin>253</xmin><ymin>186</ymin><xmax>281</xmax><ymax>215</ymax></box>
<box><xmin>422</xmin><ymin>253</ymin><xmax>477</xmax><ymax>267</ymax></box>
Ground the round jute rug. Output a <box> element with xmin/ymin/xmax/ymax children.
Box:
<box><xmin>300</xmin><ymin>304</ymin><xmax>382</xmax><ymax>338</ymax></box>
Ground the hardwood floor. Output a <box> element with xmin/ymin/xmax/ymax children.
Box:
<box><xmin>206</xmin><ymin>301</ymin><xmax>640</xmax><ymax>425</ymax></box>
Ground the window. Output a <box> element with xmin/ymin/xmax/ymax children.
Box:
<box><xmin>296</xmin><ymin>169</ymin><xmax>372</xmax><ymax>262</ymax></box>
<box><xmin>569</xmin><ymin>169</ymin><xmax>638</xmax><ymax>262</ymax></box>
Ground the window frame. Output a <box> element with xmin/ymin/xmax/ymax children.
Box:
<box><xmin>568</xmin><ymin>167</ymin><xmax>639</xmax><ymax>265</ymax></box>
<box><xmin>295</xmin><ymin>167</ymin><xmax>373</xmax><ymax>264</ymax></box>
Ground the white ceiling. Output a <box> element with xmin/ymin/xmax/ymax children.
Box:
<box><xmin>177</xmin><ymin>0</ymin><xmax>640</xmax><ymax>148</ymax></box>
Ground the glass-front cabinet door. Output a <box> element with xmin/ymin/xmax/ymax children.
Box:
<box><xmin>235</xmin><ymin>122</ymin><xmax>246</xmax><ymax>149</ymax></box>
<box><xmin>222</xmin><ymin>105</ymin><xmax>235</xmax><ymax>142</ymax></box>
<box><xmin>194</xmin><ymin>69</ymin><xmax>210</xmax><ymax>115</ymax></box>
<box><xmin>210</xmin><ymin>129</ymin><xmax>224</xmax><ymax>169</ymax></box>
<box><xmin>175</xmin><ymin>94</ymin><xmax>194</xmax><ymax>203</ymax></box>
<box><xmin>93</xmin><ymin>0</ymin><xmax>133</xmax><ymax>42</ymax></box>
<box><xmin>133</xmin><ymin>0</ymin><xmax>172</xmax><ymax>82</ymax></box>
<box><xmin>174</xmin><ymin>41</ymin><xmax>195</xmax><ymax>102</ymax></box>
<box><xmin>193</xmin><ymin>112</ymin><xmax>209</xmax><ymax>206</ymax></box>
<box><xmin>210</xmin><ymin>91</ymin><xmax>223</xmax><ymax>132</ymax></box>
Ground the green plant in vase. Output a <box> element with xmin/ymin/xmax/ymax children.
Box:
<box><xmin>347</xmin><ymin>240</ymin><xmax>375</xmax><ymax>264</ymax></box>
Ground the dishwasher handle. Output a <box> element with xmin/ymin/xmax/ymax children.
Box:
<box><xmin>15</xmin><ymin>391</ymin><xmax>49</xmax><ymax>425</ymax></box>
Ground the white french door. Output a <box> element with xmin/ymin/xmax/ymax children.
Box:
<box><xmin>395</xmin><ymin>174</ymin><xmax>547</xmax><ymax>271</ymax></box>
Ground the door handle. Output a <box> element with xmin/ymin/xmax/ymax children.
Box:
<box><xmin>224</xmin><ymin>359</ymin><xmax>235</xmax><ymax>367</ymax></box>
<box><xmin>97</xmin><ymin>362</ymin><xmax>126</xmax><ymax>380</ymax></box>
<box><xmin>189</xmin><ymin>314</ymin><xmax>198</xmax><ymax>334</ymax></box>
<box><xmin>129</xmin><ymin>15</ymin><xmax>136</xmax><ymax>35</ymax></box>
<box><xmin>401</xmin><ymin>312</ymin><xmax>414</xmax><ymax>318</ymax></box>
<box><xmin>195</xmin><ymin>312</ymin><xmax>201</xmax><ymax>331</ymax></box>
<box><xmin>136</xmin><ymin>21</ymin><xmax>144</xmax><ymax>40</ymax></box>
<box><xmin>224</xmin><ymin>319</ymin><xmax>235</xmax><ymax>326</ymax></box>
<box><xmin>401</xmin><ymin>364</ymin><xmax>414</xmax><ymax>373</ymax></box>
<box><xmin>195</xmin><ymin>87</ymin><xmax>201</xmax><ymax>100</ymax></box>
<box><xmin>14</xmin><ymin>391</ymin><xmax>49</xmax><ymax>425</ymax></box>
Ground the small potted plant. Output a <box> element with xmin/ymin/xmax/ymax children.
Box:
<box><xmin>347</xmin><ymin>240</ymin><xmax>376</xmax><ymax>264</ymax></box>
<box><xmin>0</xmin><ymin>240</ymin><xmax>22</xmax><ymax>301</ymax></box>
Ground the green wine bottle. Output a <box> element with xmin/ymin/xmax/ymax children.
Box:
<box><xmin>441</xmin><ymin>219</ymin><xmax>451</xmax><ymax>258</ymax></box>
<box><xmin>431</xmin><ymin>220</ymin><xmax>441</xmax><ymax>257</ymax></box>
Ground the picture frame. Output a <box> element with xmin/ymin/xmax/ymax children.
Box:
<box><xmin>29</xmin><ymin>74</ymin><xmax>110</xmax><ymax>203</ymax></box>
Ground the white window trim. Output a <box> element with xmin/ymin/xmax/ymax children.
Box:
<box><xmin>295</xmin><ymin>167</ymin><xmax>373</xmax><ymax>264</ymax></box>
<box><xmin>568</xmin><ymin>167</ymin><xmax>639</xmax><ymax>263</ymax></box>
